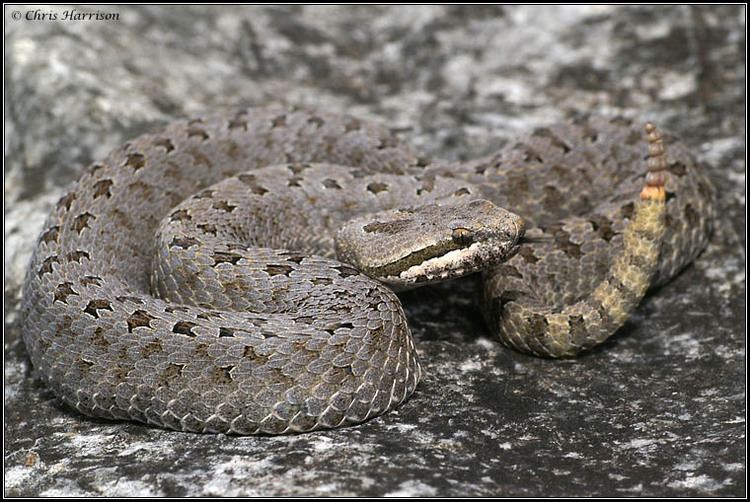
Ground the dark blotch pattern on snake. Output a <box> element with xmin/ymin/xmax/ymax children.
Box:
<box><xmin>20</xmin><ymin>107</ymin><xmax>714</xmax><ymax>434</ymax></box>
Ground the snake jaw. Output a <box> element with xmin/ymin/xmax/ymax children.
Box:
<box><xmin>383</xmin><ymin>233</ymin><xmax>523</xmax><ymax>290</ymax></box>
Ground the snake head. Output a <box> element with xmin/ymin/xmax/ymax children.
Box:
<box><xmin>335</xmin><ymin>199</ymin><xmax>525</xmax><ymax>290</ymax></box>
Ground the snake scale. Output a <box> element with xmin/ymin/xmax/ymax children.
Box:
<box><xmin>21</xmin><ymin>107</ymin><xmax>714</xmax><ymax>434</ymax></box>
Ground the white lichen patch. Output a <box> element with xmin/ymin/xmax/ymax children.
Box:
<box><xmin>384</xmin><ymin>479</ymin><xmax>438</xmax><ymax>497</ymax></box>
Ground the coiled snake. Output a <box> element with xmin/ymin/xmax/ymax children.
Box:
<box><xmin>21</xmin><ymin>107</ymin><xmax>714</xmax><ymax>434</ymax></box>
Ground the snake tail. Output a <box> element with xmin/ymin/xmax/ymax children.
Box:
<box><xmin>484</xmin><ymin>123</ymin><xmax>669</xmax><ymax>358</ymax></box>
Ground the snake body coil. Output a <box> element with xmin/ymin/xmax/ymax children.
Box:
<box><xmin>21</xmin><ymin>107</ymin><xmax>714</xmax><ymax>434</ymax></box>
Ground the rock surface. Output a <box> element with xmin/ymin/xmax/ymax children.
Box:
<box><xmin>4</xmin><ymin>4</ymin><xmax>745</xmax><ymax>497</ymax></box>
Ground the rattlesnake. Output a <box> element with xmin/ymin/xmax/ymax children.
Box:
<box><xmin>20</xmin><ymin>107</ymin><xmax>714</xmax><ymax>434</ymax></box>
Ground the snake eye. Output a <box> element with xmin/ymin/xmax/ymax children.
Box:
<box><xmin>451</xmin><ymin>227</ymin><xmax>474</xmax><ymax>246</ymax></box>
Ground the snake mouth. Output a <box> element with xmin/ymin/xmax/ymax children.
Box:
<box><xmin>394</xmin><ymin>241</ymin><xmax>484</xmax><ymax>283</ymax></box>
<box><xmin>382</xmin><ymin>230</ymin><xmax>524</xmax><ymax>289</ymax></box>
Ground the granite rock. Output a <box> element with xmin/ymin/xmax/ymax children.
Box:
<box><xmin>4</xmin><ymin>4</ymin><xmax>745</xmax><ymax>496</ymax></box>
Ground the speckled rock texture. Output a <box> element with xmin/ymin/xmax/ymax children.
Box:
<box><xmin>4</xmin><ymin>4</ymin><xmax>745</xmax><ymax>497</ymax></box>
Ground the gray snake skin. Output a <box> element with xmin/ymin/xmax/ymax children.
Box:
<box><xmin>21</xmin><ymin>107</ymin><xmax>714</xmax><ymax>434</ymax></box>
